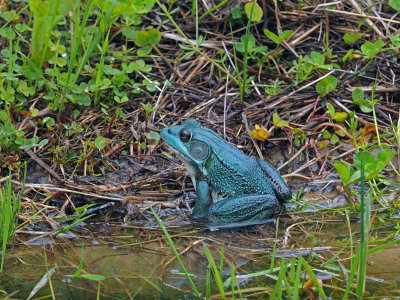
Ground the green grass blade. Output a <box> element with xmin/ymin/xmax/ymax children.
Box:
<box><xmin>203</xmin><ymin>243</ymin><xmax>226</xmax><ymax>299</ymax></box>
<box><xmin>146</xmin><ymin>201</ymin><xmax>200</xmax><ymax>297</ymax></box>
<box><xmin>219</xmin><ymin>244</ymin><xmax>225</xmax><ymax>277</ymax></box>
<box><xmin>54</xmin><ymin>214</ymin><xmax>95</xmax><ymax>236</ymax></box>
<box><xmin>199</xmin><ymin>0</ymin><xmax>229</xmax><ymax>21</ymax></box>
<box><xmin>72</xmin><ymin>2</ymin><xmax>115</xmax><ymax>88</ymax></box>
<box><xmin>356</xmin><ymin>153</ymin><xmax>368</xmax><ymax>297</ymax></box>
<box><xmin>293</xmin><ymin>258</ymin><xmax>303</xmax><ymax>300</ymax></box>
<box><xmin>270</xmin><ymin>218</ymin><xmax>279</xmax><ymax>272</ymax></box>
<box><xmin>61</xmin><ymin>0</ymin><xmax>94</xmax><ymax>99</ymax></box>
<box><xmin>343</xmin><ymin>251</ymin><xmax>359</xmax><ymax>299</ymax></box>
<box><xmin>269</xmin><ymin>258</ymin><xmax>287</xmax><ymax>300</ymax></box>
<box><xmin>16</xmin><ymin>51</ymin><xmax>56</xmax><ymax>99</ymax></box>
<box><xmin>206</xmin><ymin>265</ymin><xmax>211</xmax><ymax>299</ymax></box>
<box><xmin>299</xmin><ymin>256</ymin><xmax>327</xmax><ymax>299</ymax></box>
<box><xmin>73</xmin><ymin>245</ymin><xmax>85</xmax><ymax>277</ymax></box>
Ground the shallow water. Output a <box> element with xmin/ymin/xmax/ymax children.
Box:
<box><xmin>1</xmin><ymin>208</ymin><xmax>400</xmax><ymax>299</ymax></box>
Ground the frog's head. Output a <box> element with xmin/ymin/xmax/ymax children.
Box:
<box><xmin>161</xmin><ymin>119</ymin><xmax>213</xmax><ymax>167</ymax></box>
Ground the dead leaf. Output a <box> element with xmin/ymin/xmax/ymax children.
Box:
<box><xmin>251</xmin><ymin>124</ymin><xmax>269</xmax><ymax>141</ymax></box>
<box><xmin>362</xmin><ymin>123</ymin><xmax>376</xmax><ymax>136</ymax></box>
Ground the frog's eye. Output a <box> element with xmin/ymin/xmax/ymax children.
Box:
<box><xmin>179</xmin><ymin>129</ymin><xmax>192</xmax><ymax>142</ymax></box>
<box><xmin>190</xmin><ymin>141</ymin><xmax>208</xmax><ymax>160</ymax></box>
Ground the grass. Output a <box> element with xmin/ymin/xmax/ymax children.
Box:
<box><xmin>0</xmin><ymin>164</ymin><xmax>25</xmax><ymax>272</ymax></box>
<box><xmin>0</xmin><ymin>0</ymin><xmax>400</xmax><ymax>298</ymax></box>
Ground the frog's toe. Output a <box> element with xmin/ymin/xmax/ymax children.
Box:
<box><xmin>190</xmin><ymin>212</ymin><xmax>207</xmax><ymax>221</ymax></box>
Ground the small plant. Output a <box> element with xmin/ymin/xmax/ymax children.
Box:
<box><xmin>0</xmin><ymin>165</ymin><xmax>26</xmax><ymax>272</ymax></box>
<box><xmin>351</xmin><ymin>87</ymin><xmax>375</xmax><ymax>113</ymax></box>
<box><xmin>316</xmin><ymin>75</ymin><xmax>337</xmax><ymax>97</ymax></box>
<box><xmin>134</xmin><ymin>28</ymin><xmax>161</xmax><ymax>55</ymax></box>
<box><xmin>0</xmin><ymin>121</ymin><xmax>48</xmax><ymax>159</ymax></box>
<box><xmin>234</xmin><ymin>34</ymin><xmax>268</xmax><ymax>60</ymax></box>
<box><xmin>292</xmin><ymin>51</ymin><xmax>338</xmax><ymax>85</ymax></box>
<box><xmin>360</xmin><ymin>40</ymin><xmax>384</xmax><ymax>60</ymax></box>
<box><xmin>389</xmin><ymin>32</ymin><xmax>400</xmax><ymax>49</ymax></box>
<box><xmin>67</xmin><ymin>245</ymin><xmax>106</xmax><ymax>281</ymax></box>
<box><xmin>343</xmin><ymin>33</ymin><xmax>361</xmax><ymax>44</ymax></box>
<box><xmin>232</xmin><ymin>0</ymin><xmax>265</xmax><ymax>99</ymax></box>
<box><xmin>265</xmin><ymin>78</ymin><xmax>284</xmax><ymax>99</ymax></box>
<box><xmin>334</xmin><ymin>149</ymin><xmax>395</xmax><ymax>186</ymax></box>
<box><xmin>250</xmin><ymin>113</ymin><xmax>290</xmax><ymax>142</ymax></box>
<box><xmin>264</xmin><ymin>29</ymin><xmax>294</xmax><ymax>48</ymax></box>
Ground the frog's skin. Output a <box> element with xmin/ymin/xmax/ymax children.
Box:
<box><xmin>161</xmin><ymin>119</ymin><xmax>291</xmax><ymax>224</ymax></box>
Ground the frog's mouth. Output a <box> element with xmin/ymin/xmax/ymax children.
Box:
<box><xmin>164</xmin><ymin>143</ymin><xmax>192</xmax><ymax>164</ymax></box>
<box><xmin>164</xmin><ymin>143</ymin><xmax>199</xmax><ymax>180</ymax></box>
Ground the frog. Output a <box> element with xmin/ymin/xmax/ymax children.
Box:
<box><xmin>161</xmin><ymin>119</ymin><xmax>291</xmax><ymax>225</ymax></box>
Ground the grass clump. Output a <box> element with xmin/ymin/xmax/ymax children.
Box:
<box><xmin>0</xmin><ymin>165</ymin><xmax>25</xmax><ymax>272</ymax></box>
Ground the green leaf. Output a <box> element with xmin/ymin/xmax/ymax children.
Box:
<box><xmin>0</xmin><ymin>110</ymin><xmax>8</xmax><ymax>121</ymax></box>
<box><xmin>276</xmin><ymin>120</ymin><xmax>288</xmax><ymax>127</ymax></box>
<box><xmin>271</xmin><ymin>113</ymin><xmax>288</xmax><ymax>127</ymax></box>
<box><xmin>326</xmin><ymin>103</ymin><xmax>335</xmax><ymax>116</ymax></box>
<box><xmin>330</xmin><ymin>134</ymin><xmax>339</xmax><ymax>144</ymax></box>
<box><xmin>334</xmin><ymin>161</ymin><xmax>355</xmax><ymax>184</ymax></box>
<box><xmin>94</xmin><ymin>136</ymin><xmax>106</xmax><ymax>150</ymax></box>
<box><xmin>264</xmin><ymin>29</ymin><xmax>280</xmax><ymax>44</ymax></box>
<box><xmin>78</xmin><ymin>274</ymin><xmax>106</xmax><ymax>281</ymax></box>
<box><xmin>147</xmin><ymin>131</ymin><xmax>160</xmax><ymax>143</ymax></box>
<box><xmin>38</xmin><ymin>139</ymin><xmax>48</xmax><ymax>146</ymax></box>
<box><xmin>305</xmin><ymin>51</ymin><xmax>325</xmax><ymax>66</ymax></box>
<box><xmin>352</xmin><ymin>98</ymin><xmax>372</xmax><ymax>113</ymax></box>
<box><xmin>134</xmin><ymin>28</ymin><xmax>161</xmax><ymax>47</ymax></box>
<box><xmin>389</xmin><ymin>0</ymin><xmax>400</xmax><ymax>11</ymax></box>
<box><xmin>272</xmin><ymin>112</ymin><xmax>280</xmax><ymax>125</ymax></box>
<box><xmin>352</xmin><ymin>87</ymin><xmax>364</xmax><ymax>101</ymax></box>
<box><xmin>29</xmin><ymin>109</ymin><xmax>39</xmax><ymax>117</ymax></box>
<box><xmin>231</xmin><ymin>7</ymin><xmax>243</xmax><ymax>19</ymax></box>
<box><xmin>332</xmin><ymin>112</ymin><xmax>348</xmax><ymax>122</ymax></box>
<box><xmin>316</xmin><ymin>75</ymin><xmax>337</xmax><ymax>97</ymax></box>
<box><xmin>137</xmin><ymin>45</ymin><xmax>152</xmax><ymax>56</ymax></box>
<box><xmin>43</xmin><ymin>117</ymin><xmax>55</xmax><ymax>127</ymax></box>
<box><xmin>342</xmin><ymin>49</ymin><xmax>354</xmax><ymax>63</ymax></box>
<box><xmin>361</xmin><ymin>40</ymin><xmax>384</xmax><ymax>59</ymax></box>
<box><xmin>316</xmin><ymin>140</ymin><xmax>329</xmax><ymax>148</ymax></box>
<box><xmin>375</xmin><ymin>149</ymin><xmax>395</xmax><ymax>173</ymax></box>
<box><xmin>389</xmin><ymin>33</ymin><xmax>400</xmax><ymax>49</ymax></box>
<box><xmin>343</xmin><ymin>33</ymin><xmax>361</xmax><ymax>44</ymax></box>
<box><xmin>147</xmin><ymin>28</ymin><xmax>161</xmax><ymax>46</ymax></box>
<box><xmin>310</xmin><ymin>51</ymin><xmax>325</xmax><ymax>65</ymax></box>
<box><xmin>134</xmin><ymin>30</ymin><xmax>149</xmax><ymax>47</ymax></box>
<box><xmin>244</xmin><ymin>2</ymin><xmax>263</xmax><ymax>23</ymax></box>
<box><xmin>280</xmin><ymin>30</ymin><xmax>294</xmax><ymax>41</ymax></box>
<box><xmin>235</xmin><ymin>34</ymin><xmax>256</xmax><ymax>52</ymax></box>
<box><xmin>354</xmin><ymin>151</ymin><xmax>376</xmax><ymax>177</ymax></box>
<box><xmin>322</xmin><ymin>129</ymin><xmax>331</xmax><ymax>138</ymax></box>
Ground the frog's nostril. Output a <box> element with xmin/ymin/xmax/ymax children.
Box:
<box><xmin>168</xmin><ymin>129</ymin><xmax>172</xmax><ymax>134</ymax></box>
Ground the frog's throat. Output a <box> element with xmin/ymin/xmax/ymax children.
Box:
<box><xmin>165</xmin><ymin>144</ymin><xmax>200</xmax><ymax>187</ymax></box>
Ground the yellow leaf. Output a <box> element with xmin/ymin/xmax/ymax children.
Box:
<box><xmin>251</xmin><ymin>124</ymin><xmax>269</xmax><ymax>141</ymax></box>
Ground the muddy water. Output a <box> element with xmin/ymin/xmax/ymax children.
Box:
<box><xmin>1</xmin><ymin>212</ymin><xmax>400</xmax><ymax>299</ymax></box>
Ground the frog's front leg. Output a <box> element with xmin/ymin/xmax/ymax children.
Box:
<box><xmin>191</xmin><ymin>180</ymin><xmax>212</xmax><ymax>220</ymax></box>
<box><xmin>206</xmin><ymin>194</ymin><xmax>280</xmax><ymax>224</ymax></box>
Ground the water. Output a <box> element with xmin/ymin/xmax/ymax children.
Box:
<box><xmin>1</xmin><ymin>203</ymin><xmax>400</xmax><ymax>298</ymax></box>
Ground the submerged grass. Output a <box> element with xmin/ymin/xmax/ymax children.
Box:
<box><xmin>0</xmin><ymin>0</ymin><xmax>399</xmax><ymax>298</ymax></box>
<box><xmin>147</xmin><ymin>200</ymin><xmax>200</xmax><ymax>297</ymax></box>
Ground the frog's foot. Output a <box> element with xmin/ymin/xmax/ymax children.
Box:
<box><xmin>206</xmin><ymin>194</ymin><xmax>280</xmax><ymax>224</ymax></box>
<box><xmin>206</xmin><ymin>218</ymin><xmax>276</xmax><ymax>230</ymax></box>
<box><xmin>190</xmin><ymin>211</ymin><xmax>207</xmax><ymax>221</ymax></box>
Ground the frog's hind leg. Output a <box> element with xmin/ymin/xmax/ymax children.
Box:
<box><xmin>206</xmin><ymin>194</ymin><xmax>281</xmax><ymax>224</ymax></box>
<box><xmin>256</xmin><ymin>159</ymin><xmax>292</xmax><ymax>203</ymax></box>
